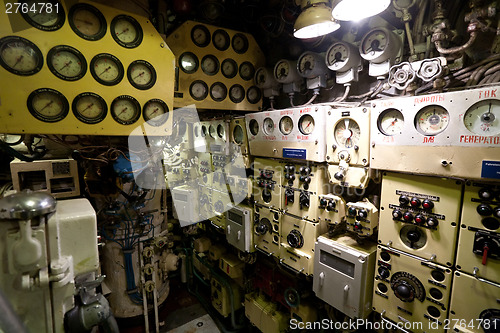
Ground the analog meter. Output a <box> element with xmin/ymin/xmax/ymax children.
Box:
<box><xmin>249</xmin><ymin>119</ymin><xmax>259</xmax><ymax>136</ymax></box>
<box><xmin>255</xmin><ymin>67</ymin><xmax>279</xmax><ymax>89</ymax></box>
<box><xmin>217</xmin><ymin>124</ymin><xmax>226</xmax><ymax>140</ymax></box>
<box><xmin>110</xmin><ymin>15</ymin><xmax>143</xmax><ymax>48</ymax></box>
<box><xmin>239</xmin><ymin>62</ymin><xmax>255</xmax><ymax>81</ymax></box>
<box><xmin>297</xmin><ymin>51</ymin><xmax>328</xmax><ymax>79</ymax></box>
<box><xmin>246</xmin><ymin>86</ymin><xmax>262</xmax><ymax>104</ymax></box>
<box><xmin>299</xmin><ymin>114</ymin><xmax>315</xmax><ymax>135</ymax></box>
<box><xmin>212</xmin><ymin>29</ymin><xmax>230</xmax><ymax>51</ymax></box>
<box><xmin>326</xmin><ymin>42</ymin><xmax>361</xmax><ymax>72</ymax></box>
<box><xmin>415</xmin><ymin>105</ymin><xmax>449</xmax><ymax>136</ymax></box>
<box><xmin>263</xmin><ymin>117</ymin><xmax>275</xmax><ymax>135</ymax></box>
<box><xmin>359</xmin><ymin>27</ymin><xmax>401</xmax><ymax>63</ymax></box>
<box><xmin>377</xmin><ymin>109</ymin><xmax>404</xmax><ymax>136</ymax></box>
<box><xmin>0</xmin><ymin>36</ymin><xmax>43</xmax><ymax>76</ymax></box>
<box><xmin>201</xmin><ymin>55</ymin><xmax>219</xmax><ymax>76</ymax></box>
<box><xmin>334</xmin><ymin>118</ymin><xmax>361</xmax><ymax>148</ymax></box>
<box><xmin>210</xmin><ymin>82</ymin><xmax>227</xmax><ymax>102</ymax></box>
<box><xmin>233</xmin><ymin>125</ymin><xmax>244</xmax><ymax>144</ymax></box>
<box><xmin>21</xmin><ymin>0</ymin><xmax>65</xmax><ymax>31</ymax></box>
<box><xmin>221</xmin><ymin>59</ymin><xmax>238</xmax><ymax>78</ymax></box>
<box><xmin>143</xmin><ymin>99</ymin><xmax>168</xmax><ymax>126</ymax></box>
<box><xmin>191</xmin><ymin>25</ymin><xmax>210</xmax><ymax>47</ymax></box>
<box><xmin>179</xmin><ymin>52</ymin><xmax>199</xmax><ymax>74</ymax></box>
<box><xmin>229</xmin><ymin>84</ymin><xmax>245</xmax><ymax>103</ymax></box>
<box><xmin>90</xmin><ymin>53</ymin><xmax>124</xmax><ymax>86</ymax></box>
<box><xmin>72</xmin><ymin>92</ymin><xmax>107</xmax><ymax>124</ymax></box>
<box><xmin>68</xmin><ymin>3</ymin><xmax>107</xmax><ymax>41</ymax></box>
<box><xmin>47</xmin><ymin>45</ymin><xmax>87</xmax><ymax>81</ymax></box>
<box><xmin>232</xmin><ymin>33</ymin><xmax>249</xmax><ymax>54</ymax></box>
<box><xmin>111</xmin><ymin>95</ymin><xmax>141</xmax><ymax>125</ymax></box>
<box><xmin>279</xmin><ymin>116</ymin><xmax>293</xmax><ymax>135</ymax></box>
<box><xmin>464</xmin><ymin>99</ymin><xmax>500</xmax><ymax>136</ymax></box>
<box><xmin>189</xmin><ymin>80</ymin><xmax>208</xmax><ymax>101</ymax></box>
<box><xmin>27</xmin><ymin>88</ymin><xmax>69</xmax><ymax>122</ymax></box>
<box><xmin>274</xmin><ymin>59</ymin><xmax>301</xmax><ymax>84</ymax></box>
<box><xmin>127</xmin><ymin>60</ymin><xmax>156</xmax><ymax>90</ymax></box>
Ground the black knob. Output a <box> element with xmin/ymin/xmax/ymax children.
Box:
<box><xmin>289</xmin><ymin>166</ymin><xmax>295</xmax><ymax>173</ymax></box>
<box><xmin>394</xmin><ymin>282</ymin><xmax>414</xmax><ymax>302</ymax></box>
<box><xmin>414</xmin><ymin>214</ymin><xmax>426</xmax><ymax>224</ymax></box>
<box><xmin>422</xmin><ymin>199</ymin><xmax>434</xmax><ymax>210</ymax></box>
<box><xmin>299</xmin><ymin>192</ymin><xmax>310</xmax><ymax>208</ymax></box>
<box><xmin>478</xmin><ymin>188</ymin><xmax>494</xmax><ymax>200</ymax></box>
<box><xmin>353</xmin><ymin>222</ymin><xmax>363</xmax><ymax>231</ymax></box>
<box><xmin>299</xmin><ymin>166</ymin><xmax>305</xmax><ymax>174</ymax></box>
<box><xmin>289</xmin><ymin>174</ymin><xmax>296</xmax><ymax>181</ymax></box>
<box><xmin>378</xmin><ymin>266</ymin><xmax>390</xmax><ymax>279</ymax></box>
<box><xmin>399</xmin><ymin>195</ymin><xmax>410</xmax><ymax>206</ymax></box>
<box><xmin>358</xmin><ymin>209</ymin><xmax>368</xmax><ymax>219</ymax></box>
<box><xmin>493</xmin><ymin>206</ymin><xmax>500</xmax><ymax>219</ymax></box>
<box><xmin>407</xmin><ymin>229</ymin><xmax>421</xmax><ymax>242</ymax></box>
<box><xmin>255</xmin><ymin>222</ymin><xmax>268</xmax><ymax>235</ymax></box>
<box><xmin>262</xmin><ymin>189</ymin><xmax>272</xmax><ymax>203</ymax></box>
<box><xmin>287</xmin><ymin>230</ymin><xmax>304</xmax><ymax>248</ymax></box>
<box><xmin>284</xmin><ymin>165</ymin><xmax>290</xmax><ymax>172</ymax></box>
<box><xmin>319</xmin><ymin>198</ymin><xmax>328</xmax><ymax>207</ymax></box>
<box><xmin>410</xmin><ymin>197</ymin><xmax>421</xmax><ymax>208</ymax></box>
<box><xmin>348</xmin><ymin>207</ymin><xmax>357</xmax><ymax>217</ymax></box>
<box><xmin>403</xmin><ymin>212</ymin><xmax>414</xmax><ymax>222</ymax></box>
<box><xmin>392</xmin><ymin>209</ymin><xmax>403</xmax><ymax>219</ymax></box>
<box><xmin>334</xmin><ymin>172</ymin><xmax>344</xmax><ymax>180</ymax></box>
<box><xmin>303</xmin><ymin>176</ymin><xmax>311</xmax><ymax>184</ymax></box>
<box><xmin>304</xmin><ymin>167</ymin><xmax>311</xmax><ymax>175</ymax></box>
<box><xmin>477</xmin><ymin>204</ymin><xmax>493</xmax><ymax>216</ymax></box>
<box><xmin>426</xmin><ymin>217</ymin><xmax>439</xmax><ymax>227</ymax></box>
<box><xmin>327</xmin><ymin>200</ymin><xmax>336</xmax><ymax>211</ymax></box>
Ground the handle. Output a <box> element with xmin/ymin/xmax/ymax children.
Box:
<box><xmin>319</xmin><ymin>272</ymin><xmax>325</xmax><ymax>287</ymax></box>
<box><xmin>473</xmin><ymin>267</ymin><xmax>500</xmax><ymax>288</ymax></box>
<box><xmin>385</xmin><ymin>243</ymin><xmax>436</xmax><ymax>263</ymax></box>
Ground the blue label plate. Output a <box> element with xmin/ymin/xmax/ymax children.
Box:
<box><xmin>283</xmin><ymin>148</ymin><xmax>306</xmax><ymax>159</ymax></box>
<box><xmin>481</xmin><ymin>160</ymin><xmax>500</xmax><ymax>179</ymax></box>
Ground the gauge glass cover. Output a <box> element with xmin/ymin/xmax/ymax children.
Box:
<box><xmin>27</xmin><ymin>88</ymin><xmax>69</xmax><ymax>122</ymax></box>
<box><xmin>246</xmin><ymin>86</ymin><xmax>261</xmax><ymax>104</ymax></box>
<box><xmin>232</xmin><ymin>33</ymin><xmax>249</xmax><ymax>54</ymax></box>
<box><xmin>239</xmin><ymin>61</ymin><xmax>255</xmax><ymax>81</ymax></box>
<box><xmin>378</xmin><ymin>109</ymin><xmax>404</xmax><ymax>136</ymax></box>
<box><xmin>21</xmin><ymin>0</ymin><xmax>65</xmax><ymax>31</ymax></box>
<box><xmin>143</xmin><ymin>99</ymin><xmax>169</xmax><ymax>126</ymax></box>
<box><xmin>0</xmin><ymin>36</ymin><xmax>43</xmax><ymax>76</ymax></box>
<box><xmin>229</xmin><ymin>84</ymin><xmax>245</xmax><ymax>103</ymax></box>
<box><xmin>334</xmin><ymin>118</ymin><xmax>360</xmax><ymax>148</ymax></box>
<box><xmin>69</xmin><ymin>3</ymin><xmax>107</xmax><ymax>41</ymax></box>
<box><xmin>111</xmin><ymin>15</ymin><xmax>143</xmax><ymax>48</ymax></box>
<box><xmin>299</xmin><ymin>114</ymin><xmax>315</xmax><ymax>135</ymax></box>
<box><xmin>72</xmin><ymin>92</ymin><xmax>107</xmax><ymax>124</ymax></box>
<box><xmin>127</xmin><ymin>60</ymin><xmax>156</xmax><ymax>90</ymax></box>
<box><xmin>279</xmin><ymin>116</ymin><xmax>293</xmax><ymax>135</ymax></box>
<box><xmin>464</xmin><ymin>99</ymin><xmax>500</xmax><ymax>136</ymax></box>
<box><xmin>191</xmin><ymin>25</ymin><xmax>210</xmax><ymax>47</ymax></box>
<box><xmin>210</xmin><ymin>82</ymin><xmax>227</xmax><ymax>102</ymax></box>
<box><xmin>201</xmin><ymin>55</ymin><xmax>219</xmax><ymax>76</ymax></box>
<box><xmin>263</xmin><ymin>117</ymin><xmax>274</xmax><ymax>135</ymax></box>
<box><xmin>212</xmin><ymin>29</ymin><xmax>230</xmax><ymax>51</ymax></box>
<box><xmin>111</xmin><ymin>95</ymin><xmax>141</xmax><ymax>125</ymax></box>
<box><xmin>179</xmin><ymin>52</ymin><xmax>199</xmax><ymax>74</ymax></box>
<box><xmin>221</xmin><ymin>58</ymin><xmax>237</xmax><ymax>79</ymax></box>
<box><xmin>415</xmin><ymin>105</ymin><xmax>449</xmax><ymax>136</ymax></box>
<box><xmin>190</xmin><ymin>80</ymin><xmax>208</xmax><ymax>101</ymax></box>
<box><xmin>249</xmin><ymin>119</ymin><xmax>259</xmax><ymax>136</ymax></box>
<box><xmin>233</xmin><ymin>125</ymin><xmax>244</xmax><ymax>144</ymax></box>
<box><xmin>90</xmin><ymin>53</ymin><xmax>124</xmax><ymax>86</ymax></box>
<box><xmin>47</xmin><ymin>45</ymin><xmax>87</xmax><ymax>81</ymax></box>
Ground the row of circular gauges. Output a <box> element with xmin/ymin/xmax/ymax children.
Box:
<box><xmin>26</xmin><ymin>88</ymin><xmax>169</xmax><ymax>126</ymax></box>
<box><xmin>190</xmin><ymin>25</ymin><xmax>249</xmax><ymax>54</ymax></box>
<box><xmin>20</xmin><ymin>1</ymin><xmax>143</xmax><ymax>48</ymax></box>
<box><xmin>0</xmin><ymin>36</ymin><xmax>156</xmax><ymax>89</ymax></box>
<box><xmin>247</xmin><ymin>115</ymin><xmax>316</xmax><ymax>136</ymax></box>
<box><xmin>377</xmin><ymin>99</ymin><xmax>500</xmax><ymax>136</ymax></box>
<box><xmin>179</xmin><ymin>52</ymin><xmax>255</xmax><ymax>80</ymax></box>
<box><xmin>193</xmin><ymin>123</ymin><xmax>246</xmax><ymax>145</ymax></box>
<box><xmin>189</xmin><ymin>81</ymin><xmax>261</xmax><ymax>104</ymax></box>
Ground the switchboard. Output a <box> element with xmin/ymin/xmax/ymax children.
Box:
<box><xmin>345</xmin><ymin>199</ymin><xmax>379</xmax><ymax>237</ymax></box>
<box><xmin>253</xmin><ymin>158</ymin><xmax>283</xmax><ymax>209</ymax></box>
<box><xmin>254</xmin><ymin>204</ymin><xmax>281</xmax><ymax>257</ymax></box>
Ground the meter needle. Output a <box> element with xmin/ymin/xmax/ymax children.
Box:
<box><xmin>13</xmin><ymin>55</ymin><xmax>24</xmax><ymax>68</ymax></box>
<box><xmin>99</xmin><ymin>66</ymin><xmax>112</xmax><ymax>76</ymax></box>
<box><xmin>59</xmin><ymin>60</ymin><xmax>73</xmax><ymax>71</ymax></box>
<box><xmin>81</xmin><ymin>103</ymin><xmax>94</xmax><ymax>114</ymax></box>
<box><xmin>40</xmin><ymin>100</ymin><xmax>54</xmax><ymax>111</ymax></box>
<box><xmin>116</xmin><ymin>28</ymin><xmax>129</xmax><ymax>37</ymax></box>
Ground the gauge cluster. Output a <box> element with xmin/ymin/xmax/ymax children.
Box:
<box><xmin>370</xmin><ymin>85</ymin><xmax>500</xmax><ymax>178</ymax></box>
<box><xmin>245</xmin><ymin>105</ymin><xmax>328</xmax><ymax>162</ymax></box>
<box><xmin>166</xmin><ymin>21</ymin><xmax>265</xmax><ymax>111</ymax></box>
<box><xmin>0</xmin><ymin>0</ymin><xmax>175</xmax><ymax>136</ymax></box>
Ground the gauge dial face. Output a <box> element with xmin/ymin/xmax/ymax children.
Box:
<box><xmin>111</xmin><ymin>95</ymin><xmax>141</xmax><ymax>125</ymax></box>
<box><xmin>279</xmin><ymin>116</ymin><xmax>293</xmax><ymax>135</ymax></box>
<box><xmin>298</xmin><ymin>53</ymin><xmax>316</xmax><ymax>76</ymax></box>
<box><xmin>201</xmin><ymin>55</ymin><xmax>219</xmax><ymax>76</ymax></box>
<box><xmin>299</xmin><ymin>114</ymin><xmax>315</xmax><ymax>135</ymax></box>
<box><xmin>233</xmin><ymin>125</ymin><xmax>244</xmax><ymax>144</ymax></box>
<box><xmin>90</xmin><ymin>53</ymin><xmax>124</xmax><ymax>86</ymax></box>
<box><xmin>47</xmin><ymin>45</ymin><xmax>87</xmax><ymax>81</ymax></box>
<box><xmin>246</xmin><ymin>86</ymin><xmax>261</xmax><ymax>104</ymax></box>
<box><xmin>189</xmin><ymin>80</ymin><xmax>208</xmax><ymax>101</ymax></box>
<box><xmin>21</xmin><ymin>0</ymin><xmax>65</xmax><ymax>31</ymax></box>
<box><xmin>360</xmin><ymin>29</ymin><xmax>388</xmax><ymax>59</ymax></box>
<box><xmin>72</xmin><ymin>92</ymin><xmax>107</xmax><ymax>124</ymax></box>
<box><xmin>415</xmin><ymin>105</ymin><xmax>449</xmax><ymax>136</ymax></box>
<box><xmin>0</xmin><ymin>36</ymin><xmax>43</xmax><ymax>76</ymax></box>
<box><xmin>69</xmin><ymin>3</ymin><xmax>107</xmax><ymax>41</ymax></box>
<box><xmin>326</xmin><ymin>43</ymin><xmax>348</xmax><ymax>70</ymax></box>
<box><xmin>127</xmin><ymin>60</ymin><xmax>156</xmax><ymax>90</ymax></box>
<box><xmin>0</xmin><ymin>134</ymin><xmax>24</xmax><ymax>145</ymax></box>
<box><xmin>334</xmin><ymin>118</ymin><xmax>360</xmax><ymax>148</ymax></box>
<box><xmin>210</xmin><ymin>82</ymin><xmax>227</xmax><ymax>102</ymax></box>
<box><xmin>464</xmin><ymin>99</ymin><xmax>500</xmax><ymax>136</ymax></box>
<box><xmin>143</xmin><ymin>99</ymin><xmax>169</xmax><ymax>126</ymax></box>
<box><xmin>221</xmin><ymin>59</ymin><xmax>237</xmax><ymax>78</ymax></box>
<box><xmin>217</xmin><ymin>124</ymin><xmax>226</xmax><ymax>140</ymax></box>
<box><xmin>232</xmin><ymin>33</ymin><xmax>249</xmax><ymax>54</ymax></box>
<box><xmin>275</xmin><ymin>60</ymin><xmax>290</xmax><ymax>81</ymax></box>
<box><xmin>239</xmin><ymin>61</ymin><xmax>255</xmax><ymax>81</ymax></box>
<box><xmin>191</xmin><ymin>25</ymin><xmax>210</xmax><ymax>47</ymax></box>
<box><xmin>212</xmin><ymin>29</ymin><xmax>230</xmax><ymax>51</ymax></box>
<box><xmin>209</xmin><ymin>125</ymin><xmax>216</xmax><ymax>138</ymax></box>
<box><xmin>229</xmin><ymin>84</ymin><xmax>245</xmax><ymax>103</ymax></box>
<box><xmin>201</xmin><ymin>125</ymin><xmax>207</xmax><ymax>137</ymax></box>
<box><xmin>378</xmin><ymin>109</ymin><xmax>404</xmax><ymax>136</ymax></box>
<box><xmin>255</xmin><ymin>67</ymin><xmax>268</xmax><ymax>87</ymax></box>
<box><xmin>179</xmin><ymin>52</ymin><xmax>199</xmax><ymax>74</ymax></box>
<box><xmin>27</xmin><ymin>88</ymin><xmax>69</xmax><ymax>122</ymax></box>
<box><xmin>249</xmin><ymin>119</ymin><xmax>259</xmax><ymax>136</ymax></box>
<box><xmin>263</xmin><ymin>117</ymin><xmax>274</xmax><ymax>135</ymax></box>
<box><xmin>111</xmin><ymin>15</ymin><xmax>143</xmax><ymax>48</ymax></box>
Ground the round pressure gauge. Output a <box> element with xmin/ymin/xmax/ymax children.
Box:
<box><xmin>221</xmin><ymin>59</ymin><xmax>238</xmax><ymax>78</ymax></box>
<box><xmin>232</xmin><ymin>33</ymin><xmax>249</xmax><ymax>54</ymax></box>
<box><xmin>274</xmin><ymin>59</ymin><xmax>301</xmax><ymax>83</ymax></box>
<box><xmin>209</xmin><ymin>124</ymin><xmax>216</xmax><ymax>138</ymax></box>
<box><xmin>47</xmin><ymin>45</ymin><xmax>87</xmax><ymax>81</ymax></box>
<box><xmin>189</xmin><ymin>80</ymin><xmax>208</xmax><ymax>101</ymax></box>
<box><xmin>233</xmin><ymin>125</ymin><xmax>244</xmax><ymax>144</ymax></box>
<box><xmin>191</xmin><ymin>24</ymin><xmax>210</xmax><ymax>47</ymax></box>
<box><xmin>239</xmin><ymin>61</ymin><xmax>255</xmax><ymax>81</ymax></box>
<box><xmin>210</xmin><ymin>82</ymin><xmax>227</xmax><ymax>102</ymax></box>
<box><xmin>378</xmin><ymin>109</ymin><xmax>404</xmax><ymax>136</ymax></box>
<box><xmin>90</xmin><ymin>53</ymin><xmax>124</xmax><ymax>86</ymax></box>
<box><xmin>415</xmin><ymin>105</ymin><xmax>449</xmax><ymax>136</ymax></box>
<box><xmin>0</xmin><ymin>36</ymin><xmax>43</xmax><ymax>76</ymax></box>
<box><xmin>111</xmin><ymin>15</ymin><xmax>143</xmax><ymax>48</ymax></box>
<box><xmin>217</xmin><ymin>124</ymin><xmax>226</xmax><ymax>140</ymax></box>
<box><xmin>279</xmin><ymin>116</ymin><xmax>293</xmax><ymax>135</ymax></box>
<box><xmin>201</xmin><ymin>55</ymin><xmax>219</xmax><ymax>76</ymax></box>
<box><xmin>27</xmin><ymin>88</ymin><xmax>69</xmax><ymax>122</ymax></box>
<box><xmin>334</xmin><ymin>118</ymin><xmax>361</xmax><ymax>148</ymax></box>
<box><xmin>0</xmin><ymin>134</ymin><xmax>24</xmax><ymax>146</ymax></box>
<box><xmin>143</xmin><ymin>99</ymin><xmax>169</xmax><ymax>126</ymax></box>
<box><xmin>325</xmin><ymin>41</ymin><xmax>361</xmax><ymax>72</ymax></box>
<box><xmin>299</xmin><ymin>114</ymin><xmax>315</xmax><ymax>135</ymax></box>
<box><xmin>72</xmin><ymin>92</ymin><xmax>107</xmax><ymax>124</ymax></box>
<box><xmin>246</xmin><ymin>86</ymin><xmax>261</xmax><ymax>104</ymax></box>
<box><xmin>263</xmin><ymin>117</ymin><xmax>274</xmax><ymax>135</ymax></box>
<box><xmin>464</xmin><ymin>99</ymin><xmax>500</xmax><ymax>136</ymax></box>
<box><xmin>127</xmin><ymin>60</ymin><xmax>156</xmax><ymax>90</ymax></box>
<box><xmin>111</xmin><ymin>95</ymin><xmax>141</xmax><ymax>125</ymax></box>
<box><xmin>255</xmin><ymin>67</ymin><xmax>278</xmax><ymax>89</ymax></box>
<box><xmin>229</xmin><ymin>84</ymin><xmax>245</xmax><ymax>103</ymax></box>
<box><xmin>21</xmin><ymin>0</ymin><xmax>65</xmax><ymax>31</ymax></box>
<box><xmin>297</xmin><ymin>51</ymin><xmax>328</xmax><ymax>79</ymax></box>
<box><xmin>68</xmin><ymin>3</ymin><xmax>107</xmax><ymax>41</ymax></box>
<box><xmin>249</xmin><ymin>119</ymin><xmax>259</xmax><ymax>136</ymax></box>
<box><xmin>359</xmin><ymin>27</ymin><xmax>401</xmax><ymax>63</ymax></box>
<box><xmin>179</xmin><ymin>52</ymin><xmax>199</xmax><ymax>74</ymax></box>
<box><xmin>212</xmin><ymin>29</ymin><xmax>230</xmax><ymax>51</ymax></box>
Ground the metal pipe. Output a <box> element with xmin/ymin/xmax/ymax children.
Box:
<box><xmin>434</xmin><ymin>31</ymin><xmax>478</xmax><ymax>54</ymax></box>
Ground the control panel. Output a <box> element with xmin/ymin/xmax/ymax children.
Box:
<box><xmin>246</xmin><ymin>105</ymin><xmax>328</xmax><ymax>162</ymax></box>
<box><xmin>207</xmin><ymin>119</ymin><xmax>229</xmax><ymax>155</ymax></box>
<box><xmin>345</xmin><ymin>199</ymin><xmax>379</xmax><ymax>237</ymax></box>
<box><xmin>254</xmin><ymin>204</ymin><xmax>281</xmax><ymax>257</ymax></box>
<box><xmin>314</xmin><ymin>235</ymin><xmax>377</xmax><ymax>319</ymax></box>
<box><xmin>379</xmin><ymin>172</ymin><xmax>463</xmax><ymax>266</ymax></box>
<box><xmin>229</xmin><ymin>117</ymin><xmax>250</xmax><ymax>155</ymax></box>
<box><xmin>253</xmin><ymin>158</ymin><xmax>283</xmax><ymax>209</ymax></box>
<box><xmin>456</xmin><ymin>182</ymin><xmax>500</xmax><ymax>282</ymax></box>
<box><xmin>226</xmin><ymin>204</ymin><xmax>254</xmax><ymax>253</ymax></box>
<box><xmin>373</xmin><ymin>246</ymin><xmax>453</xmax><ymax>333</ymax></box>
<box><xmin>317</xmin><ymin>194</ymin><xmax>346</xmax><ymax>225</ymax></box>
<box><xmin>370</xmin><ymin>85</ymin><xmax>500</xmax><ymax>179</ymax></box>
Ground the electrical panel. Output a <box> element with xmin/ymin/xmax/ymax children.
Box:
<box><xmin>449</xmin><ymin>271</ymin><xmax>500</xmax><ymax>333</ymax></box>
<box><xmin>373</xmin><ymin>245</ymin><xmax>453</xmax><ymax>333</ymax></box>
<box><xmin>317</xmin><ymin>194</ymin><xmax>346</xmax><ymax>225</ymax></box>
<box><xmin>253</xmin><ymin>158</ymin><xmax>283</xmax><ymax>209</ymax></box>
<box><xmin>379</xmin><ymin>172</ymin><xmax>463</xmax><ymax>266</ymax></box>
<box><xmin>254</xmin><ymin>204</ymin><xmax>281</xmax><ymax>257</ymax></box>
<box><xmin>211</xmin><ymin>277</ymin><xmax>242</xmax><ymax>317</ymax></box>
<box><xmin>370</xmin><ymin>85</ymin><xmax>500</xmax><ymax>179</ymax></box>
<box><xmin>229</xmin><ymin>117</ymin><xmax>250</xmax><ymax>155</ymax></box>
<box><xmin>226</xmin><ymin>204</ymin><xmax>254</xmax><ymax>252</ymax></box>
<box><xmin>456</xmin><ymin>182</ymin><xmax>500</xmax><ymax>282</ymax></box>
<box><xmin>171</xmin><ymin>185</ymin><xmax>199</xmax><ymax>226</ymax></box>
<box><xmin>207</xmin><ymin>119</ymin><xmax>229</xmax><ymax>155</ymax></box>
<box><xmin>279</xmin><ymin>215</ymin><xmax>327</xmax><ymax>275</ymax></box>
<box><xmin>345</xmin><ymin>199</ymin><xmax>379</xmax><ymax>237</ymax></box>
<box><xmin>246</xmin><ymin>105</ymin><xmax>328</xmax><ymax>162</ymax></box>
<box><xmin>314</xmin><ymin>235</ymin><xmax>377</xmax><ymax>319</ymax></box>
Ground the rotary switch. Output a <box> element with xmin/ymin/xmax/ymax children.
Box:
<box><xmin>299</xmin><ymin>191</ymin><xmax>310</xmax><ymax>208</ymax></box>
<box><xmin>473</xmin><ymin>231</ymin><xmax>500</xmax><ymax>265</ymax></box>
<box><xmin>477</xmin><ymin>204</ymin><xmax>493</xmax><ymax>216</ymax></box>
<box><xmin>348</xmin><ymin>206</ymin><xmax>357</xmax><ymax>217</ymax></box>
<box><xmin>410</xmin><ymin>197</ymin><xmax>421</xmax><ymax>208</ymax></box>
<box><xmin>378</xmin><ymin>266</ymin><xmax>390</xmax><ymax>279</ymax></box>
<box><xmin>255</xmin><ymin>218</ymin><xmax>271</xmax><ymax>235</ymax></box>
<box><xmin>422</xmin><ymin>199</ymin><xmax>434</xmax><ymax>210</ymax></box>
<box><xmin>285</xmin><ymin>188</ymin><xmax>295</xmax><ymax>204</ymax></box>
<box><xmin>414</xmin><ymin>214</ymin><xmax>426</xmax><ymax>224</ymax></box>
<box><xmin>357</xmin><ymin>209</ymin><xmax>368</xmax><ymax>220</ymax></box>
<box><xmin>399</xmin><ymin>195</ymin><xmax>410</xmax><ymax>206</ymax></box>
<box><xmin>407</xmin><ymin>228</ymin><xmax>422</xmax><ymax>243</ymax></box>
<box><xmin>478</xmin><ymin>188</ymin><xmax>494</xmax><ymax>200</ymax></box>
<box><xmin>327</xmin><ymin>200</ymin><xmax>336</xmax><ymax>211</ymax></box>
<box><xmin>287</xmin><ymin>229</ymin><xmax>304</xmax><ymax>248</ymax></box>
<box><xmin>494</xmin><ymin>207</ymin><xmax>500</xmax><ymax>219</ymax></box>
<box><xmin>390</xmin><ymin>271</ymin><xmax>425</xmax><ymax>303</ymax></box>
<box><xmin>392</xmin><ymin>209</ymin><xmax>403</xmax><ymax>219</ymax></box>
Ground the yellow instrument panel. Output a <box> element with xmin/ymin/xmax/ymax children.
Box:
<box><xmin>0</xmin><ymin>0</ymin><xmax>175</xmax><ymax>136</ymax></box>
<box><xmin>166</xmin><ymin>21</ymin><xmax>265</xmax><ymax>111</ymax></box>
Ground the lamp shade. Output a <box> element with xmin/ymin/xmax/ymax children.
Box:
<box><xmin>294</xmin><ymin>3</ymin><xmax>341</xmax><ymax>39</ymax></box>
<box><xmin>332</xmin><ymin>0</ymin><xmax>391</xmax><ymax>21</ymax></box>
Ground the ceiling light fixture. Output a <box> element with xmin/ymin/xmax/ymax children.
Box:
<box><xmin>332</xmin><ymin>0</ymin><xmax>391</xmax><ymax>22</ymax></box>
<box><xmin>293</xmin><ymin>0</ymin><xmax>340</xmax><ymax>39</ymax></box>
